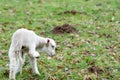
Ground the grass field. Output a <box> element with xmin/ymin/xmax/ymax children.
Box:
<box><xmin>0</xmin><ymin>0</ymin><xmax>120</xmax><ymax>80</ymax></box>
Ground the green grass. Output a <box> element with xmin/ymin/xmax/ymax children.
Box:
<box><xmin>0</xmin><ymin>0</ymin><xmax>120</xmax><ymax>80</ymax></box>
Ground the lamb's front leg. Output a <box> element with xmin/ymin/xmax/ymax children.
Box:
<box><xmin>29</xmin><ymin>45</ymin><xmax>40</xmax><ymax>58</ymax></box>
<box><xmin>30</xmin><ymin>57</ymin><xmax>40</xmax><ymax>75</ymax></box>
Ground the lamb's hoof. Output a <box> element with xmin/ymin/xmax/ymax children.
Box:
<box><xmin>9</xmin><ymin>78</ymin><xmax>15</xmax><ymax>80</ymax></box>
<box><xmin>16</xmin><ymin>72</ymin><xmax>20</xmax><ymax>75</ymax></box>
<box><xmin>34</xmin><ymin>54</ymin><xmax>40</xmax><ymax>58</ymax></box>
<box><xmin>33</xmin><ymin>73</ymin><xmax>40</xmax><ymax>77</ymax></box>
<box><xmin>33</xmin><ymin>52</ymin><xmax>40</xmax><ymax>58</ymax></box>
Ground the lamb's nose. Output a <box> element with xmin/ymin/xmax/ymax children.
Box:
<box><xmin>36</xmin><ymin>56</ymin><xmax>39</xmax><ymax>59</ymax></box>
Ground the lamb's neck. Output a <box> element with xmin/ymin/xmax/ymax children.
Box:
<box><xmin>36</xmin><ymin>36</ymin><xmax>47</xmax><ymax>48</ymax></box>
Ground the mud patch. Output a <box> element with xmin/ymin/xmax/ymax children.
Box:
<box><xmin>52</xmin><ymin>24</ymin><xmax>77</xmax><ymax>34</ymax></box>
<box><xmin>58</xmin><ymin>10</ymin><xmax>87</xmax><ymax>15</ymax></box>
<box><xmin>88</xmin><ymin>66</ymin><xmax>103</xmax><ymax>74</ymax></box>
<box><xmin>3</xmin><ymin>70</ymin><xmax>9</xmax><ymax>77</ymax></box>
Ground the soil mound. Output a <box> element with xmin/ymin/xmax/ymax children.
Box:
<box><xmin>52</xmin><ymin>24</ymin><xmax>77</xmax><ymax>34</ymax></box>
<box><xmin>58</xmin><ymin>10</ymin><xmax>87</xmax><ymax>15</ymax></box>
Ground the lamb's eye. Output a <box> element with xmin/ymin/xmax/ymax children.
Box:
<box><xmin>51</xmin><ymin>45</ymin><xmax>54</xmax><ymax>48</ymax></box>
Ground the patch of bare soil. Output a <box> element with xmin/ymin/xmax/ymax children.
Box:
<box><xmin>88</xmin><ymin>66</ymin><xmax>103</xmax><ymax>74</ymax></box>
<box><xmin>58</xmin><ymin>10</ymin><xmax>87</xmax><ymax>15</ymax></box>
<box><xmin>51</xmin><ymin>24</ymin><xmax>77</xmax><ymax>34</ymax></box>
<box><xmin>3</xmin><ymin>70</ymin><xmax>9</xmax><ymax>77</ymax></box>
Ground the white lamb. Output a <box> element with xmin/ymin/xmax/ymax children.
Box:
<box><xmin>8</xmin><ymin>28</ymin><xmax>56</xmax><ymax>80</ymax></box>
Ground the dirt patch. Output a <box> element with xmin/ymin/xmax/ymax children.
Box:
<box><xmin>58</xmin><ymin>10</ymin><xmax>87</xmax><ymax>15</ymax></box>
<box><xmin>3</xmin><ymin>70</ymin><xmax>9</xmax><ymax>77</ymax></box>
<box><xmin>88</xmin><ymin>66</ymin><xmax>103</xmax><ymax>74</ymax></box>
<box><xmin>51</xmin><ymin>24</ymin><xmax>77</xmax><ymax>34</ymax></box>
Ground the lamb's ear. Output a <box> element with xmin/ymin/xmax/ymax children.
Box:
<box><xmin>46</xmin><ymin>39</ymin><xmax>50</xmax><ymax>46</ymax></box>
<box><xmin>47</xmin><ymin>39</ymin><xmax>50</xmax><ymax>43</ymax></box>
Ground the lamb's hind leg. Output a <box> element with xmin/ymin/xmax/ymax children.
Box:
<box><xmin>16</xmin><ymin>51</ymin><xmax>25</xmax><ymax>74</ymax></box>
<box><xmin>9</xmin><ymin>51</ymin><xmax>17</xmax><ymax>80</ymax></box>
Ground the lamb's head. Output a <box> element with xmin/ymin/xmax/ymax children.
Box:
<box><xmin>42</xmin><ymin>38</ymin><xmax>56</xmax><ymax>57</ymax></box>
